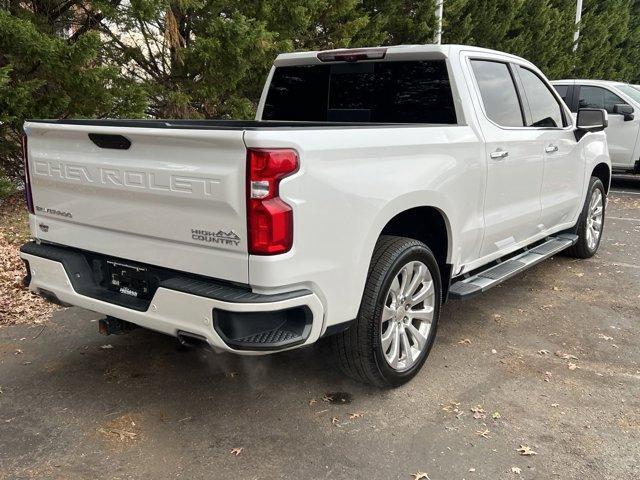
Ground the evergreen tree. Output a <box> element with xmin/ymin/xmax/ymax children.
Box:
<box><xmin>356</xmin><ymin>0</ymin><xmax>439</xmax><ymax>46</ymax></box>
<box><xmin>442</xmin><ymin>0</ymin><xmax>523</xmax><ymax>51</ymax></box>
<box><xmin>505</xmin><ymin>0</ymin><xmax>575</xmax><ymax>79</ymax></box>
<box><xmin>0</xmin><ymin>2</ymin><xmax>147</xmax><ymax>179</ymax></box>
<box><xmin>573</xmin><ymin>0</ymin><xmax>635</xmax><ymax>81</ymax></box>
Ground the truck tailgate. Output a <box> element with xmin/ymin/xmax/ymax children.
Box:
<box><xmin>24</xmin><ymin>122</ymin><xmax>249</xmax><ymax>283</ymax></box>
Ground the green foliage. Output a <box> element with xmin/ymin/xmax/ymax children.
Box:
<box><xmin>573</xmin><ymin>0</ymin><xmax>637</xmax><ymax>81</ymax></box>
<box><xmin>0</xmin><ymin>4</ymin><xmax>148</xmax><ymax>179</ymax></box>
<box><xmin>504</xmin><ymin>0</ymin><xmax>576</xmax><ymax>79</ymax></box>
<box><xmin>443</xmin><ymin>0</ymin><xmax>640</xmax><ymax>81</ymax></box>
<box><xmin>3</xmin><ymin>0</ymin><xmax>640</xmax><ymax>180</ymax></box>
<box><xmin>0</xmin><ymin>167</ymin><xmax>16</xmax><ymax>199</ymax></box>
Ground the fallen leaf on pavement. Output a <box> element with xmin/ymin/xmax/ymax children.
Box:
<box><xmin>410</xmin><ymin>472</ymin><xmax>430</xmax><ymax>480</ymax></box>
<box><xmin>471</xmin><ymin>406</ymin><xmax>486</xmax><ymax>419</ymax></box>
<box><xmin>349</xmin><ymin>412</ymin><xmax>364</xmax><ymax>420</ymax></box>
<box><xmin>458</xmin><ymin>338</ymin><xmax>471</xmax><ymax>345</ymax></box>
<box><xmin>555</xmin><ymin>351</ymin><xmax>578</xmax><ymax>360</ymax></box>
<box><xmin>476</xmin><ymin>429</ymin><xmax>491</xmax><ymax>439</ymax></box>
<box><xmin>331</xmin><ymin>417</ymin><xmax>341</xmax><ymax>427</ymax></box>
<box><xmin>516</xmin><ymin>445</ymin><xmax>537</xmax><ymax>456</ymax></box>
<box><xmin>441</xmin><ymin>401</ymin><xmax>460</xmax><ymax>413</ymax></box>
<box><xmin>98</xmin><ymin>427</ymin><xmax>137</xmax><ymax>441</ymax></box>
<box><xmin>230</xmin><ymin>447</ymin><xmax>243</xmax><ymax>456</ymax></box>
<box><xmin>537</xmin><ymin>349</ymin><xmax>550</xmax><ymax>355</ymax></box>
<box><xmin>308</xmin><ymin>399</ymin><xmax>317</xmax><ymax>406</ymax></box>
<box><xmin>511</xmin><ymin>466</ymin><xmax>522</xmax><ymax>474</ymax></box>
<box><xmin>491</xmin><ymin>411</ymin><xmax>501</xmax><ymax>419</ymax></box>
<box><xmin>322</xmin><ymin>394</ymin><xmax>334</xmax><ymax>402</ymax></box>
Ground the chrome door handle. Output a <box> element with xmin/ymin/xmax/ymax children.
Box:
<box><xmin>545</xmin><ymin>145</ymin><xmax>559</xmax><ymax>153</ymax></box>
<box><xmin>490</xmin><ymin>149</ymin><xmax>509</xmax><ymax>160</ymax></box>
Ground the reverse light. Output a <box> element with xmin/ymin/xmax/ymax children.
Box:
<box><xmin>317</xmin><ymin>47</ymin><xmax>387</xmax><ymax>63</ymax></box>
<box><xmin>247</xmin><ymin>148</ymin><xmax>298</xmax><ymax>255</ymax></box>
<box><xmin>22</xmin><ymin>134</ymin><xmax>34</xmax><ymax>214</ymax></box>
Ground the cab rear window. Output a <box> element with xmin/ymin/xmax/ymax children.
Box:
<box><xmin>262</xmin><ymin>60</ymin><xmax>457</xmax><ymax>124</ymax></box>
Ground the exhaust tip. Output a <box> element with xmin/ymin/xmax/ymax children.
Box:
<box><xmin>177</xmin><ymin>331</ymin><xmax>210</xmax><ymax>349</ymax></box>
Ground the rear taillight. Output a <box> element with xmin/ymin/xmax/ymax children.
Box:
<box><xmin>246</xmin><ymin>148</ymin><xmax>298</xmax><ymax>255</ymax></box>
<box><xmin>22</xmin><ymin>134</ymin><xmax>34</xmax><ymax>214</ymax></box>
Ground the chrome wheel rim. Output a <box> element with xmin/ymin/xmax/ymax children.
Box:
<box><xmin>380</xmin><ymin>261</ymin><xmax>435</xmax><ymax>372</ymax></box>
<box><xmin>586</xmin><ymin>188</ymin><xmax>604</xmax><ymax>251</ymax></box>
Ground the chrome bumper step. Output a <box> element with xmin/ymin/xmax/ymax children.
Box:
<box><xmin>449</xmin><ymin>234</ymin><xmax>578</xmax><ymax>300</ymax></box>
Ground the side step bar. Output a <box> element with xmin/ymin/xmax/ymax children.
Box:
<box><xmin>449</xmin><ymin>233</ymin><xmax>578</xmax><ymax>300</ymax></box>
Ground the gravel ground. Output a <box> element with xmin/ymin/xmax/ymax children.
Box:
<box><xmin>0</xmin><ymin>176</ymin><xmax>638</xmax><ymax>480</ymax></box>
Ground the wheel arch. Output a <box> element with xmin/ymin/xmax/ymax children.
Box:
<box><xmin>380</xmin><ymin>206</ymin><xmax>451</xmax><ymax>265</ymax></box>
<box><xmin>592</xmin><ymin>162</ymin><xmax>611</xmax><ymax>193</ymax></box>
<box><xmin>377</xmin><ymin>205</ymin><xmax>453</xmax><ymax>300</ymax></box>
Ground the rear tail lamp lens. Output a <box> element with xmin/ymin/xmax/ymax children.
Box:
<box><xmin>246</xmin><ymin>148</ymin><xmax>298</xmax><ymax>255</ymax></box>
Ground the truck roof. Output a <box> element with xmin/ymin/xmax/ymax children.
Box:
<box><xmin>274</xmin><ymin>44</ymin><xmax>533</xmax><ymax>67</ymax></box>
<box><xmin>551</xmin><ymin>79</ymin><xmax>629</xmax><ymax>87</ymax></box>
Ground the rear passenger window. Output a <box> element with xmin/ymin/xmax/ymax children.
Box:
<box><xmin>471</xmin><ymin>60</ymin><xmax>524</xmax><ymax>127</ymax></box>
<box><xmin>517</xmin><ymin>67</ymin><xmax>564</xmax><ymax>128</ymax></box>
<box><xmin>578</xmin><ymin>86</ymin><xmax>626</xmax><ymax>114</ymax></box>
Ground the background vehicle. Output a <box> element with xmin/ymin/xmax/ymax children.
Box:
<box><xmin>20</xmin><ymin>45</ymin><xmax>610</xmax><ymax>387</ymax></box>
<box><xmin>553</xmin><ymin>79</ymin><xmax>640</xmax><ymax>174</ymax></box>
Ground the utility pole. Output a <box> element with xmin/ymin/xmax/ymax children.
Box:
<box><xmin>435</xmin><ymin>0</ymin><xmax>444</xmax><ymax>44</ymax></box>
<box><xmin>573</xmin><ymin>0</ymin><xmax>583</xmax><ymax>52</ymax></box>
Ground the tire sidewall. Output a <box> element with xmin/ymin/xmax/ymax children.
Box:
<box><xmin>582</xmin><ymin>178</ymin><xmax>606</xmax><ymax>256</ymax></box>
<box><xmin>371</xmin><ymin>245</ymin><xmax>442</xmax><ymax>386</ymax></box>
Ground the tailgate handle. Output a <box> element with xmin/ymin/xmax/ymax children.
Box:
<box><xmin>88</xmin><ymin>133</ymin><xmax>131</xmax><ymax>150</ymax></box>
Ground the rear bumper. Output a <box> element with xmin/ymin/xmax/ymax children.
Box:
<box><xmin>20</xmin><ymin>242</ymin><xmax>325</xmax><ymax>355</ymax></box>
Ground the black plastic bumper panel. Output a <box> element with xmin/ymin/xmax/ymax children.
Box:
<box><xmin>20</xmin><ymin>242</ymin><xmax>313</xmax><ymax>311</ymax></box>
<box><xmin>213</xmin><ymin>307</ymin><xmax>313</xmax><ymax>351</ymax></box>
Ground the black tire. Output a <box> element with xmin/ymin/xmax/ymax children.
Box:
<box><xmin>332</xmin><ymin>235</ymin><xmax>442</xmax><ymax>388</ymax></box>
<box><xmin>565</xmin><ymin>176</ymin><xmax>606</xmax><ymax>259</ymax></box>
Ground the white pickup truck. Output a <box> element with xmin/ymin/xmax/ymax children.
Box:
<box><xmin>552</xmin><ymin>79</ymin><xmax>640</xmax><ymax>174</ymax></box>
<box><xmin>21</xmin><ymin>45</ymin><xmax>610</xmax><ymax>387</ymax></box>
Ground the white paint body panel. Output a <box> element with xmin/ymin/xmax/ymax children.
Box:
<box><xmin>24</xmin><ymin>123</ymin><xmax>250</xmax><ymax>283</ymax></box>
<box><xmin>22</xmin><ymin>45</ymin><xmax>611</xmax><ymax>353</ymax></box>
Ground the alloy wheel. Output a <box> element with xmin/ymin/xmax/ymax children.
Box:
<box><xmin>380</xmin><ymin>261</ymin><xmax>435</xmax><ymax>372</ymax></box>
<box><xmin>586</xmin><ymin>188</ymin><xmax>604</xmax><ymax>251</ymax></box>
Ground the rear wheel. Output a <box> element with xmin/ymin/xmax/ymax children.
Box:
<box><xmin>566</xmin><ymin>176</ymin><xmax>606</xmax><ymax>258</ymax></box>
<box><xmin>332</xmin><ymin>235</ymin><xmax>441</xmax><ymax>387</ymax></box>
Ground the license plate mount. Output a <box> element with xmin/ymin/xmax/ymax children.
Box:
<box><xmin>107</xmin><ymin>260</ymin><xmax>151</xmax><ymax>299</ymax></box>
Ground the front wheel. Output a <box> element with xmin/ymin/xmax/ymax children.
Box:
<box><xmin>332</xmin><ymin>236</ymin><xmax>442</xmax><ymax>388</ymax></box>
<box><xmin>566</xmin><ymin>176</ymin><xmax>606</xmax><ymax>259</ymax></box>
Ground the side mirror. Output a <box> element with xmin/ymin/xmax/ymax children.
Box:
<box><xmin>575</xmin><ymin>108</ymin><xmax>608</xmax><ymax>141</ymax></box>
<box><xmin>613</xmin><ymin>103</ymin><xmax>634</xmax><ymax>121</ymax></box>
